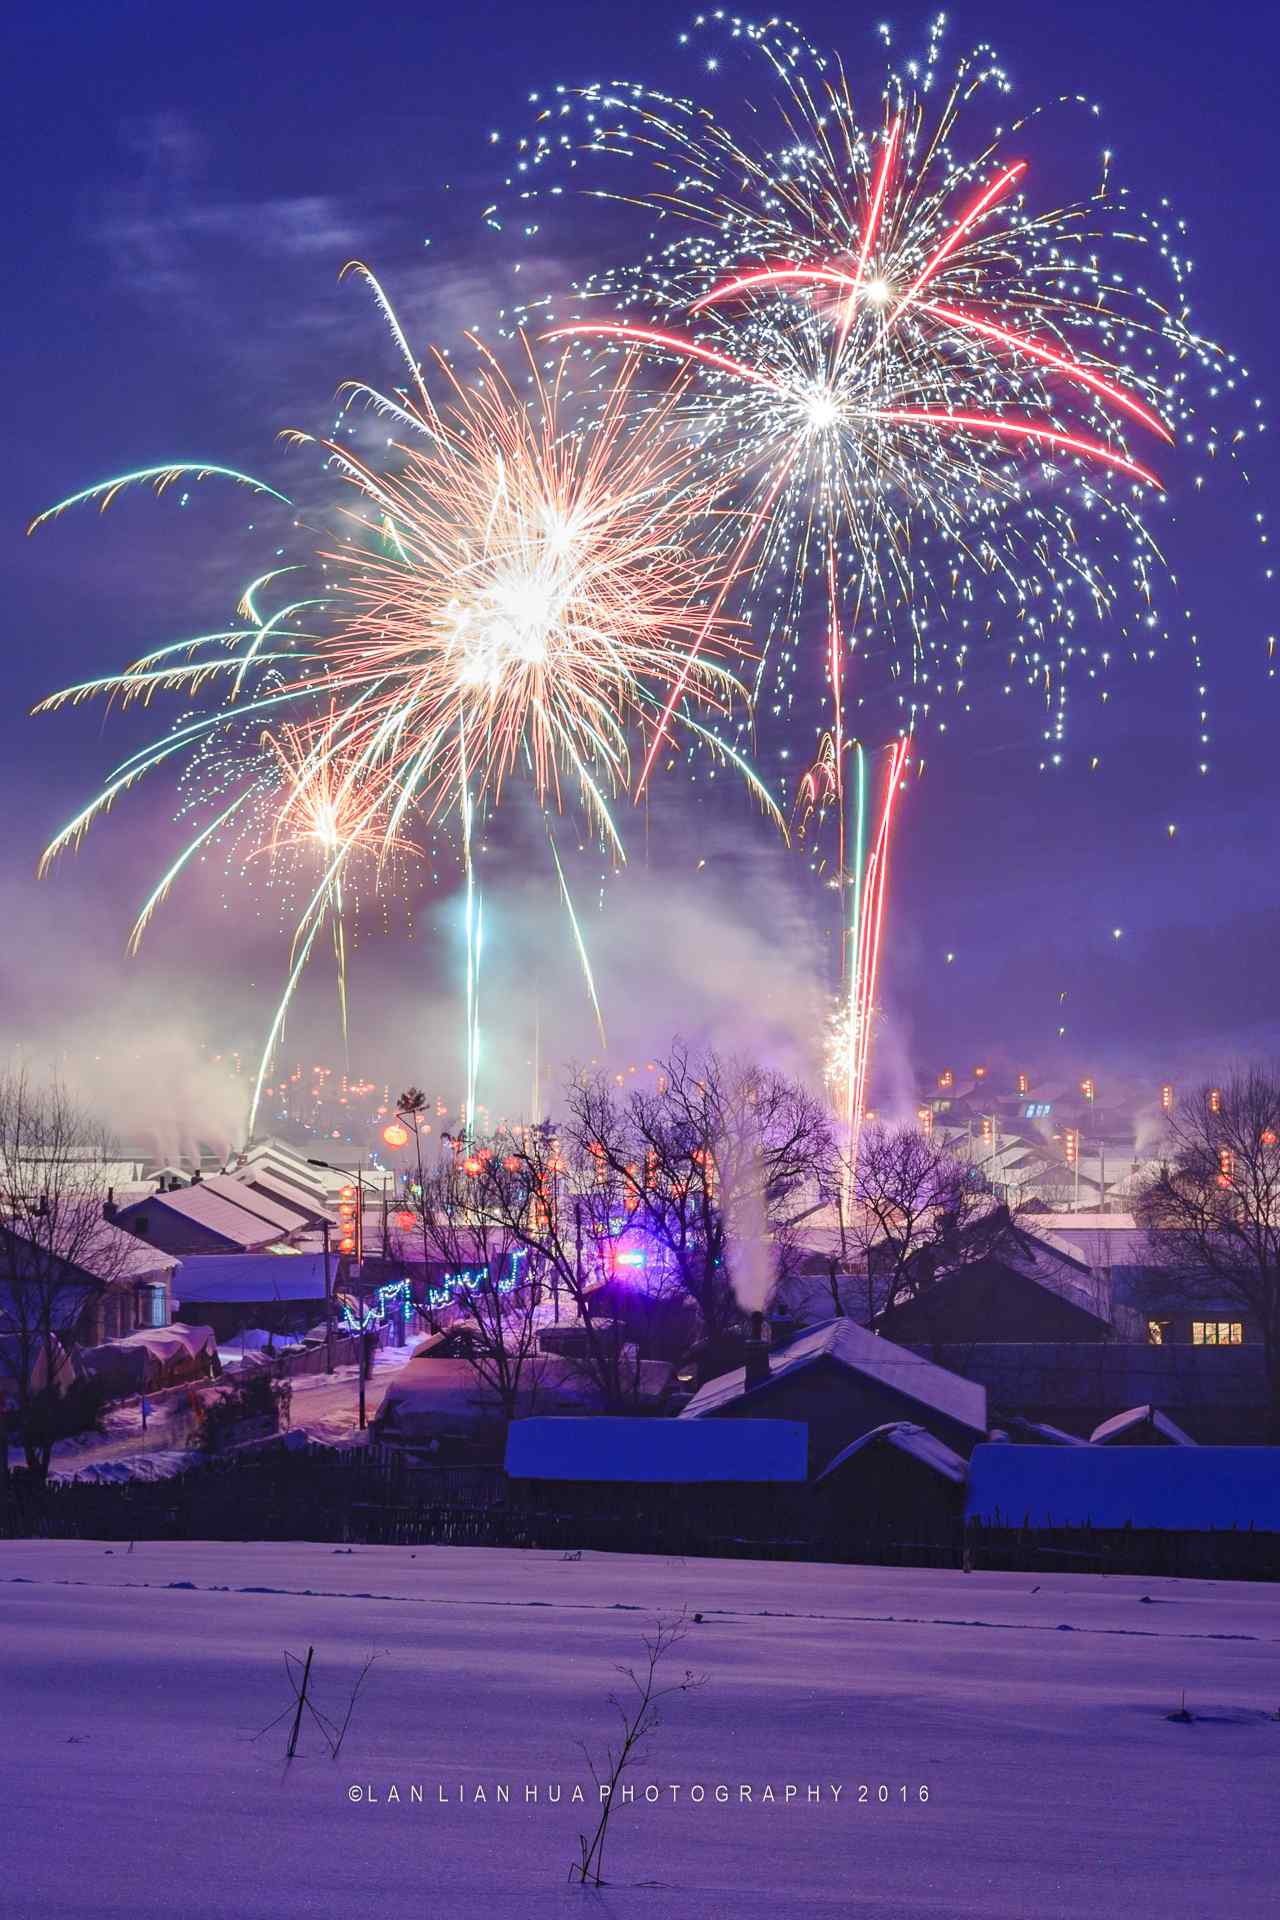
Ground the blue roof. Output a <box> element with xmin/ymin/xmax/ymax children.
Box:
<box><xmin>505</xmin><ymin>1416</ymin><xmax>809</xmax><ymax>1483</ymax></box>
<box><xmin>966</xmin><ymin>1443</ymin><xmax>1280</xmax><ymax>1532</ymax></box>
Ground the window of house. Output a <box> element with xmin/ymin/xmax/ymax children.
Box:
<box><xmin>1192</xmin><ymin>1320</ymin><xmax>1243</xmax><ymax>1346</ymax></box>
<box><xmin>136</xmin><ymin>1283</ymin><xmax>167</xmax><ymax>1329</ymax></box>
<box><xmin>1147</xmin><ymin>1320</ymin><xmax>1172</xmax><ymax>1346</ymax></box>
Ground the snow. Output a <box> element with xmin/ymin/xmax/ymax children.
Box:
<box><xmin>505</xmin><ymin>1416</ymin><xmax>809</xmax><ymax>1483</ymax></box>
<box><xmin>681</xmin><ymin>1317</ymin><xmax>988</xmax><ymax>1436</ymax></box>
<box><xmin>197</xmin><ymin>1174</ymin><xmax>311</xmax><ymax>1237</ymax></box>
<box><xmin>814</xmin><ymin>1422</ymin><xmax>968</xmax><ymax>1487</ymax></box>
<box><xmin>967</xmin><ymin>1442</ymin><xmax>1280</xmax><ymax>1532</ymax></box>
<box><xmin>0</xmin><ymin>1539</ymin><xmax>1276</xmax><ymax>1918</ymax></box>
<box><xmin>1092</xmin><ymin>1405</ymin><xmax>1198</xmax><ymax>1446</ymax></box>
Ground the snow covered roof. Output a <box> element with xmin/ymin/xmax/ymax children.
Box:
<box><xmin>243</xmin><ymin>1158</ymin><xmax>333</xmax><ymax>1206</ymax></box>
<box><xmin>199</xmin><ymin>1176</ymin><xmax>309</xmax><ymax>1236</ymax></box>
<box><xmin>1090</xmin><ymin>1405</ymin><xmax>1197</xmax><ymax>1446</ymax></box>
<box><xmin>814</xmin><ymin>1422</ymin><xmax>968</xmax><ymax>1487</ymax></box>
<box><xmin>119</xmin><ymin>1184</ymin><xmax>285</xmax><ymax>1251</ymax></box>
<box><xmin>3</xmin><ymin>1212</ymin><xmax>179</xmax><ymax>1283</ymax></box>
<box><xmin>679</xmin><ymin>1317</ymin><xmax>987</xmax><ymax>1435</ymax></box>
<box><xmin>965</xmin><ymin>1443</ymin><xmax>1280</xmax><ymax>1532</ymax></box>
<box><xmin>1000</xmin><ymin>1417</ymin><xmax>1090</xmax><ymax>1448</ymax></box>
<box><xmin>172</xmin><ymin>1252</ymin><xmax>330</xmax><ymax>1304</ymax></box>
<box><xmin>238</xmin><ymin>1170</ymin><xmax>333</xmax><ymax>1222</ymax></box>
<box><xmin>505</xmin><ymin>1416</ymin><xmax>808</xmax><ymax>1483</ymax></box>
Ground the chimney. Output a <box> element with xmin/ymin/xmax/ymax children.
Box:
<box><xmin>103</xmin><ymin>1188</ymin><xmax>117</xmax><ymax>1221</ymax></box>
<box><xmin>744</xmin><ymin>1310</ymin><xmax>770</xmax><ymax>1391</ymax></box>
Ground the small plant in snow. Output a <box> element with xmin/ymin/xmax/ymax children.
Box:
<box><xmin>254</xmin><ymin>1647</ymin><xmax>383</xmax><ymax>1762</ymax></box>
<box><xmin>570</xmin><ymin>1612</ymin><xmax>706</xmax><ymax>1889</ymax></box>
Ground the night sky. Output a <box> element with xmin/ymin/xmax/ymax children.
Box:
<box><xmin>5</xmin><ymin>1</ymin><xmax>1278</xmax><ymax>1123</ymax></box>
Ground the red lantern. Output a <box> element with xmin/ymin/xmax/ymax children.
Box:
<box><xmin>382</xmin><ymin>1120</ymin><xmax>411</xmax><ymax>1150</ymax></box>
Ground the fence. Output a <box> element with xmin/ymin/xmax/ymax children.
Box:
<box><xmin>3</xmin><ymin>1446</ymin><xmax>1276</xmax><ymax>1577</ymax></box>
<box><xmin>222</xmin><ymin>1330</ymin><xmax>370</xmax><ymax>1382</ymax></box>
<box><xmin>0</xmin><ymin>1445</ymin><xmax>910</xmax><ymax>1561</ymax></box>
<box><xmin>966</xmin><ymin>1519</ymin><xmax>1280</xmax><ymax>1580</ymax></box>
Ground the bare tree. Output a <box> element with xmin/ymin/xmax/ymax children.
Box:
<box><xmin>0</xmin><ymin>1073</ymin><xmax>133</xmax><ymax>1480</ymax></box>
<box><xmin>1135</xmin><ymin>1069</ymin><xmax>1280</xmax><ymax>1439</ymax></box>
<box><xmin>565</xmin><ymin>1044</ymin><xmax>835</xmax><ymax>1354</ymax></box>
<box><xmin>465</xmin><ymin>1125</ymin><xmax>681</xmax><ymax>1412</ymax></box>
<box><xmin>823</xmin><ymin>1123</ymin><xmax>1020</xmax><ymax>1325</ymax></box>
<box><xmin>405</xmin><ymin>1154</ymin><xmax>547</xmax><ymax>1423</ymax></box>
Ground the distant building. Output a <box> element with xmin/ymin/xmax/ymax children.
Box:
<box><xmin>876</xmin><ymin>1237</ymin><xmax>1117</xmax><ymax>1346</ymax></box>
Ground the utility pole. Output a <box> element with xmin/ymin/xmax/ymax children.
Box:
<box><xmin>322</xmin><ymin>1217</ymin><xmax>334</xmax><ymax>1375</ymax></box>
<box><xmin>357</xmin><ymin>1157</ymin><xmax>369</xmax><ymax>1430</ymax></box>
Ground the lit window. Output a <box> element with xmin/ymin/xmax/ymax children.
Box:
<box><xmin>1147</xmin><ymin>1320</ymin><xmax>1171</xmax><ymax>1346</ymax></box>
<box><xmin>1193</xmin><ymin>1320</ymin><xmax>1243</xmax><ymax>1345</ymax></box>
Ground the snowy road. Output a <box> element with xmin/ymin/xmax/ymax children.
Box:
<box><xmin>16</xmin><ymin>1347</ymin><xmax>416</xmax><ymax>1480</ymax></box>
<box><xmin>1</xmin><ymin>1541</ymin><xmax>1276</xmax><ymax>1918</ymax></box>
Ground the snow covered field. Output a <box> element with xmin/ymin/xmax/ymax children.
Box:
<box><xmin>1</xmin><ymin>1541</ymin><xmax>1276</xmax><ymax>1919</ymax></box>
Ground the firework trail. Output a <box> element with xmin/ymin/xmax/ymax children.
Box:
<box><xmin>500</xmin><ymin>11</ymin><xmax>1261</xmax><ymax>1143</ymax></box>
<box><xmin>29</xmin><ymin>283</ymin><xmax>772</xmax><ymax>1133</ymax></box>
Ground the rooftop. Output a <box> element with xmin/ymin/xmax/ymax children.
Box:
<box><xmin>815</xmin><ymin>1421</ymin><xmax>968</xmax><ymax>1487</ymax></box>
<box><xmin>680</xmin><ymin>1317</ymin><xmax>987</xmax><ymax>1436</ymax></box>
<box><xmin>966</xmin><ymin>1442</ymin><xmax>1280</xmax><ymax>1532</ymax></box>
<box><xmin>118</xmin><ymin>1184</ymin><xmax>285</xmax><ymax>1252</ymax></box>
<box><xmin>1091</xmin><ymin>1405</ymin><xmax>1197</xmax><ymax>1446</ymax></box>
<box><xmin>172</xmin><ymin>1252</ymin><xmax>330</xmax><ymax>1304</ymax></box>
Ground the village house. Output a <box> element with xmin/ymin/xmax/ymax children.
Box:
<box><xmin>812</xmin><ymin>1421</ymin><xmax>968</xmax><ymax>1553</ymax></box>
<box><xmin>113</xmin><ymin>1182</ymin><xmax>298</xmax><ymax>1257</ymax></box>
<box><xmin>679</xmin><ymin>1315</ymin><xmax>989</xmax><ymax>1473</ymax></box>
<box><xmin>876</xmin><ymin>1231</ymin><xmax>1122</xmax><ymax>1346</ymax></box>
<box><xmin>169</xmin><ymin>1251</ymin><xmax>333</xmax><ymax>1344</ymax></box>
<box><xmin>1</xmin><ymin>1212</ymin><xmax>177</xmax><ymax>1347</ymax></box>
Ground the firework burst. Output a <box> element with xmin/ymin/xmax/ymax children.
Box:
<box><xmin>501</xmin><ymin>11</ymin><xmax>1263</xmax><ymax>1142</ymax></box>
<box><xmin>29</xmin><ymin>280</ymin><xmax>778</xmax><ymax>1131</ymax></box>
